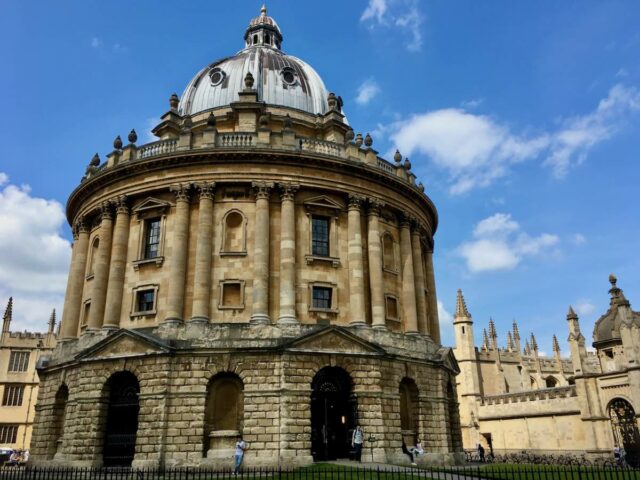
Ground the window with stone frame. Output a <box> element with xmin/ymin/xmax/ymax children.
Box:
<box><xmin>131</xmin><ymin>285</ymin><xmax>158</xmax><ymax>316</ymax></box>
<box><xmin>143</xmin><ymin>217</ymin><xmax>161</xmax><ymax>259</ymax></box>
<box><xmin>385</xmin><ymin>295</ymin><xmax>400</xmax><ymax>321</ymax></box>
<box><xmin>2</xmin><ymin>385</ymin><xmax>24</xmax><ymax>406</ymax></box>
<box><xmin>87</xmin><ymin>237</ymin><xmax>99</xmax><ymax>277</ymax></box>
<box><xmin>0</xmin><ymin>425</ymin><xmax>18</xmax><ymax>444</ymax></box>
<box><xmin>311</xmin><ymin>216</ymin><xmax>330</xmax><ymax>257</ymax></box>
<box><xmin>382</xmin><ymin>232</ymin><xmax>397</xmax><ymax>272</ymax></box>
<box><xmin>221</xmin><ymin>210</ymin><xmax>247</xmax><ymax>255</ymax></box>
<box><xmin>218</xmin><ymin>281</ymin><xmax>245</xmax><ymax>309</ymax></box>
<box><xmin>7</xmin><ymin>351</ymin><xmax>30</xmax><ymax>372</ymax></box>
<box><xmin>80</xmin><ymin>301</ymin><xmax>91</xmax><ymax>327</ymax></box>
<box><xmin>312</xmin><ymin>286</ymin><xmax>332</xmax><ymax>310</ymax></box>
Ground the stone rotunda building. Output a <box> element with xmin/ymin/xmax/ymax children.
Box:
<box><xmin>31</xmin><ymin>7</ymin><xmax>462</xmax><ymax>468</ymax></box>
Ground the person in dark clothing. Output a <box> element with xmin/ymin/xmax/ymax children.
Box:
<box><xmin>477</xmin><ymin>444</ymin><xmax>485</xmax><ymax>462</ymax></box>
<box><xmin>402</xmin><ymin>441</ymin><xmax>416</xmax><ymax>465</ymax></box>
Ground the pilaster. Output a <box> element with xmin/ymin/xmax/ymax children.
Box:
<box><xmin>86</xmin><ymin>203</ymin><xmax>114</xmax><ymax>331</ymax></box>
<box><xmin>190</xmin><ymin>182</ymin><xmax>216</xmax><ymax>323</ymax></box>
<box><xmin>103</xmin><ymin>196</ymin><xmax>130</xmax><ymax>330</ymax></box>
<box><xmin>251</xmin><ymin>182</ymin><xmax>273</xmax><ymax>324</ymax></box>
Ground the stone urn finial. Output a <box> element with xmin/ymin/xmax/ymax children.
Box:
<box><xmin>128</xmin><ymin>129</ymin><xmax>138</xmax><ymax>144</ymax></box>
<box><xmin>327</xmin><ymin>92</ymin><xmax>338</xmax><ymax>111</ymax></box>
<box><xmin>355</xmin><ymin>133</ymin><xmax>363</xmax><ymax>147</ymax></box>
<box><xmin>245</xmin><ymin>71</ymin><xmax>255</xmax><ymax>89</ymax></box>
<box><xmin>345</xmin><ymin>129</ymin><xmax>355</xmax><ymax>142</ymax></box>
<box><xmin>259</xmin><ymin>113</ymin><xmax>269</xmax><ymax>127</ymax></box>
<box><xmin>364</xmin><ymin>133</ymin><xmax>373</xmax><ymax>147</ymax></box>
<box><xmin>207</xmin><ymin>112</ymin><xmax>217</xmax><ymax>127</ymax></box>
<box><xmin>90</xmin><ymin>153</ymin><xmax>100</xmax><ymax>166</ymax></box>
<box><xmin>170</xmin><ymin>93</ymin><xmax>180</xmax><ymax>111</ymax></box>
<box><xmin>394</xmin><ymin>150</ymin><xmax>402</xmax><ymax>164</ymax></box>
<box><xmin>182</xmin><ymin>116</ymin><xmax>193</xmax><ymax>132</ymax></box>
<box><xmin>283</xmin><ymin>114</ymin><xmax>293</xmax><ymax>130</ymax></box>
<box><xmin>113</xmin><ymin>135</ymin><xmax>123</xmax><ymax>150</ymax></box>
<box><xmin>404</xmin><ymin>157</ymin><xmax>412</xmax><ymax>170</ymax></box>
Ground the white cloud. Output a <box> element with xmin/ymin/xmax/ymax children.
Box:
<box><xmin>457</xmin><ymin>213</ymin><xmax>559</xmax><ymax>273</ymax></box>
<box><xmin>387</xmin><ymin>84</ymin><xmax>640</xmax><ymax>194</ymax></box>
<box><xmin>616</xmin><ymin>68</ymin><xmax>628</xmax><ymax>78</ymax></box>
<box><xmin>575</xmin><ymin>300</ymin><xmax>596</xmax><ymax>316</ymax></box>
<box><xmin>355</xmin><ymin>78</ymin><xmax>381</xmax><ymax>106</ymax></box>
<box><xmin>0</xmin><ymin>174</ymin><xmax>71</xmax><ymax>331</ymax></box>
<box><xmin>144</xmin><ymin>117</ymin><xmax>160</xmax><ymax>143</ymax></box>
<box><xmin>461</xmin><ymin>98</ymin><xmax>484</xmax><ymax>109</ymax></box>
<box><xmin>360</xmin><ymin>0</ymin><xmax>424</xmax><ymax>52</ymax></box>
<box><xmin>437</xmin><ymin>299</ymin><xmax>454</xmax><ymax>345</ymax></box>
<box><xmin>572</xmin><ymin>233</ymin><xmax>586</xmax><ymax>245</ymax></box>
<box><xmin>90</xmin><ymin>37</ymin><xmax>101</xmax><ymax>48</ymax></box>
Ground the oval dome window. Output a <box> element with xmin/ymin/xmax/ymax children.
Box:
<box><xmin>209</xmin><ymin>68</ymin><xmax>226</xmax><ymax>86</ymax></box>
<box><xmin>281</xmin><ymin>67</ymin><xmax>296</xmax><ymax>86</ymax></box>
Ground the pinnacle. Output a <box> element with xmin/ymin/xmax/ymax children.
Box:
<box><xmin>488</xmin><ymin>318</ymin><xmax>497</xmax><ymax>338</ymax></box>
<box><xmin>512</xmin><ymin>319</ymin><xmax>520</xmax><ymax>339</ymax></box>
<box><xmin>455</xmin><ymin>289</ymin><xmax>471</xmax><ymax>318</ymax></box>
<box><xmin>530</xmin><ymin>332</ymin><xmax>538</xmax><ymax>351</ymax></box>
<box><xmin>567</xmin><ymin>305</ymin><xmax>577</xmax><ymax>318</ymax></box>
<box><xmin>48</xmin><ymin>309</ymin><xmax>56</xmax><ymax>332</ymax></box>
<box><xmin>482</xmin><ymin>329</ymin><xmax>489</xmax><ymax>351</ymax></box>
<box><xmin>2</xmin><ymin>297</ymin><xmax>12</xmax><ymax>321</ymax></box>
<box><xmin>552</xmin><ymin>334</ymin><xmax>560</xmax><ymax>353</ymax></box>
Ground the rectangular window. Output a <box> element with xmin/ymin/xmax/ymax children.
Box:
<box><xmin>2</xmin><ymin>385</ymin><xmax>24</xmax><ymax>406</ymax></box>
<box><xmin>312</xmin><ymin>286</ymin><xmax>332</xmax><ymax>310</ymax></box>
<box><xmin>7</xmin><ymin>351</ymin><xmax>30</xmax><ymax>372</ymax></box>
<box><xmin>81</xmin><ymin>302</ymin><xmax>91</xmax><ymax>326</ymax></box>
<box><xmin>311</xmin><ymin>217</ymin><xmax>330</xmax><ymax>257</ymax></box>
<box><xmin>0</xmin><ymin>425</ymin><xmax>18</xmax><ymax>444</ymax></box>
<box><xmin>136</xmin><ymin>290</ymin><xmax>156</xmax><ymax>313</ymax></box>
<box><xmin>219</xmin><ymin>282</ymin><xmax>244</xmax><ymax>309</ymax></box>
<box><xmin>386</xmin><ymin>296</ymin><xmax>399</xmax><ymax>320</ymax></box>
<box><xmin>143</xmin><ymin>218</ymin><xmax>161</xmax><ymax>259</ymax></box>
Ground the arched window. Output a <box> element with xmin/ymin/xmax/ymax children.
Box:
<box><xmin>48</xmin><ymin>384</ymin><xmax>69</xmax><ymax>459</ymax></box>
<box><xmin>88</xmin><ymin>237</ymin><xmax>99</xmax><ymax>276</ymax></box>
<box><xmin>221</xmin><ymin>210</ymin><xmax>246</xmax><ymax>254</ymax></box>
<box><xmin>102</xmin><ymin>371</ymin><xmax>140</xmax><ymax>467</ymax></box>
<box><xmin>382</xmin><ymin>232</ymin><xmax>396</xmax><ymax>272</ymax></box>
<box><xmin>608</xmin><ymin>398</ymin><xmax>640</xmax><ymax>463</ymax></box>
<box><xmin>399</xmin><ymin>378</ymin><xmax>419</xmax><ymax>446</ymax></box>
<box><xmin>253</xmin><ymin>34</ymin><xmax>258</xmax><ymax>45</ymax></box>
<box><xmin>530</xmin><ymin>377</ymin><xmax>538</xmax><ymax>389</ymax></box>
<box><xmin>545</xmin><ymin>376</ymin><xmax>558</xmax><ymax>388</ymax></box>
<box><xmin>265</xmin><ymin>33</ymin><xmax>271</xmax><ymax>45</ymax></box>
<box><xmin>203</xmin><ymin>373</ymin><xmax>244</xmax><ymax>457</ymax></box>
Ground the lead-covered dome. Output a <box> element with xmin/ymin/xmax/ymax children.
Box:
<box><xmin>179</xmin><ymin>6</ymin><xmax>331</xmax><ymax>117</ymax></box>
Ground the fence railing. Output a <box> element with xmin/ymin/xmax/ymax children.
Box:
<box><xmin>1</xmin><ymin>464</ymin><xmax>639</xmax><ymax>480</ymax></box>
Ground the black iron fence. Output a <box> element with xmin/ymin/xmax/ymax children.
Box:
<box><xmin>0</xmin><ymin>464</ymin><xmax>639</xmax><ymax>480</ymax></box>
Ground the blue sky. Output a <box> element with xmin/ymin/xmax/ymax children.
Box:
<box><xmin>1</xmin><ymin>1</ymin><xmax>639</xmax><ymax>355</ymax></box>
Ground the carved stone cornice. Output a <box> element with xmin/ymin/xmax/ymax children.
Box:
<box><xmin>170</xmin><ymin>183</ymin><xmax>192</xmax><ymax>202</ymax></box>
<box><xmin>196</xmin><ymin>182</ymin><xmax>216</xmax><ymax>201</ymax></box>
<box><xmin>278</xmin><ymin>183</ymin><xmax>299</xmax><ymax>202</ymax></box>
<box><xmin>113</xmin><ymin>195</ymin><xmax>129</xmax><ymax>215</ymax></box>
<box><xmin>348</xmin><ymin>194</ymin><xmax>365</xmax><ymax>210</ymax></box>
<box><xmin>366</xmin><ymin>198</ymin><xmax>385</xmax><ymax>217</ymax></box>
<box><xmin>251</xmin><ymin>181</ymin><xmax>274</xmax><ymax>200</ymax></box>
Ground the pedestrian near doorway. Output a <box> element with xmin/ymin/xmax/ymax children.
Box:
<box><xmin>477</xmin><ymin>443</ymin><xmax>485</xmax><ymax>463</ymax></box>
<box><xmin>234</xmin><ymin>436</ymin><xmax>247</xmax><ymax>474</ymax></box>
<box><xmin>352</xmin><ymin>425</ymin><xmax>364</xmax><ymax>462</ymax></box>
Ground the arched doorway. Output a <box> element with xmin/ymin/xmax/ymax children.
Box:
<box><xmin>311</xmin><ymin>367</ymin><xmax>357</xmax><ymax>461</ymax></box>
<box><xmin>50</xmin><ymin>384</ymin><xmax>69</xmax><ymax>459</ymax></box>
<box><xmin>203</xmin><ymin>373</ymin><xmax>244</xmax><ymax>457</ymax></box>
<box><xmin>102</xmin><ymin>371</ymin><xmax>140</xmax><ymax>467</ymax></box>
<box><xmin>609</xmin><ymin>398</ymin><xmax>640</xmax><ymax>466</ymax></box>
<box><xmin>399</xmin><ymin>378</ymin><xmax>419</xmax><ymax>446</ymax></box>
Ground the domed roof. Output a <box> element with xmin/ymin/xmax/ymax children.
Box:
<box><xmin>178</xmin><ymin>6</ymin><xmax>331</xmax><ymax>117</ymax></box>
<box><xmin>592</xmin><ymin>274</ymin><xmax>640</xmax><ymax>346</ymax></box>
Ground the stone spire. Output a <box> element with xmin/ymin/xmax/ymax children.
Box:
<box><xmin>524</xmin><ymin>339</ymin><xmax>531</xmax><ymax>356</ymax></box>
<box><xmin>552</xmin><ymin>334</ymin><xmax>560</xmax><ymax>355</ymax></box>
<box><xmin>455</xmin><ymin>289</ymin><xmax>470</xmax><ymax>318</ymax></box>
<box><xmin>48</xmin><ymin>309</ymin><xmax>56</xmax><ymax>334</ymax></box>
<box><xmin>507</xmin><ymin>331</ymin><xmax>514</xmax><ymax>352</ymax></box>
<box><xmin>488</xmin><ymin>318</ymin><xmax>498</xmax><ymax>350</ymax></box>
<box><xmin>530</xmin><ymin>333</ymin><xmax>538</xmax><ymax>353</ymax></box>
<box><xmin>512</xmin><ymin>319</ymin><xmax>521</xmax><ymax>353</ymax></box>
<box><xmin>2</xmin><ymin>297</ymin><xmax>12</xmax><ymax>333</ymax></box>
<box><xmin>567</xmin><ymin>304</ymin><xmax>588</xmax><ymax>375</ymax></box>
<box><xmin>482</xmin><ymin>329</ymin><xmax>489</xmax><ymax>351</ymax></box>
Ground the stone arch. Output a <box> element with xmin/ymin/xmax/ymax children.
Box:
<box><xmin>399</xmin><ymin>377</ymin><xmax>419</xmax><ymax>447</ymax></box>
<box><xmin>203</xmin><ymin>372</ymin><xmax>244</xmax><ymax>458</ymax></box>
<box><xmin>100</xmin><ymin>371</ymin><xmax>140</xmax><ymax>467</ymax></box>
<box><xmin>87</xmin><ymin>236</ymin><xmax>99</xmax><ymax>276</ymax></box>
<box><xmin>545</xmin><ymin>376</ymin><xmax>558</xmax><ymax>388</ymax></box>
<box><xmin>608</xmin><ymin>397</ymin><xmax>640</xmax><ymax>465</ymax></box>
<box><xmin>382</xmin><ymin>231</ymin><xmax>397</xmax><ymax>271</ymax></box>
<box><xmin>45</xmin><ymin>383</ymin><xmax>69</xmax><ymax>460</ymax></box>
<box><xmin>221</xmin><ymin>209</ymin><xmax>247</xmax><ymax>254</ymax></box>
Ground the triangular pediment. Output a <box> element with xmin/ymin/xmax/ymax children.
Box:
<box><xmin>439</xmin><ymin>346</ymin><xmax>460</xmax><ymax>374</ymax></box>
<box><xmin>303</xmin><ymin>195</ymin><xmax>344</xmax><ymax>211</ymax></box>
<box><xmin>284</xmin><ymin>326</ymin><xmax>385</xmax><ymax>355</ymax></box>
<box><xmin>133</xmin><ymin>197</ymin><xmax>171</xmax><ymax>215</ymax></box>
<box><xmin>76</xmin><ymin>329</ymin><xmax>172</xmax><ymax>362</ymax></box>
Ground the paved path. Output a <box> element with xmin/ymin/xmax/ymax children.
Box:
<box><xmin>324</xmin><ymin>460</ymin><xmax>486</xmax><ymax>480</ymax></box>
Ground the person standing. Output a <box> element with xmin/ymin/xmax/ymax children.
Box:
<box><xmin>477</xmin><ymin>443</ymin><xmax>485</xmax><ymax>463</ymax></box>
<box><xmin>352</xmin><ymin>425</ymin><xmax>364</xmax><ymax>462</ymax></box>
<box><xmin>234</xmin><ymin>436</ymin><xmax>247</xmax><ymax>474</ymax></box>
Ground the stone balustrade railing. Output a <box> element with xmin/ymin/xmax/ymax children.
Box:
<box><xmin>138</xmin><ymin>139</ymin><xmax>178</xmax><ymax>159</ymax></box>
<box><xmin>217</xmin><ymin>132</ymin><xmax>255</xmax><ymax>148</ymax></box>
<box><xmin>299</xmin><ymin>138</ymin><xmax>344</xmax><ymax>158</ymax></box>
<box><xmin>483</xmin><ymin>385</ymin><xmax>577</xmax><ymax>405</ymax></box>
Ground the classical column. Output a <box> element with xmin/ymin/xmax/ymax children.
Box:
<box><xmin>348</xmin><ymin>195</ymin><xmax>366</xmax><ymax>326</ymax></box>
<box><xmin>190</xmin><ymin>182</ymin><xmax>215</xmax><ymax>323</ymax></box>
<box><xmin>251</xmin><ymin>182</ymin><xmax>273</xmax><ymax>324</ymax></box>
<box><xmin>278</xmin><ymin>183</ymin><xmax>298</xmax><ymax>324</ymax></box>
<box><xmin>103</xmin><ymin>196</ymin><xmax>131</xmax><ymax>330</ymax></box>
<box><xmin>164</xmin><ymin>184</ymin><xmax>191</xmax><ymax>325</ymax></box>
<box><xmin>424</xmin><ymin>244</ymin><xmax>441</xmax><ymax>343</ymax></box>
<box><xmin>60</xmin><ymin>218</ymin><xmax>90</xmax><ymax>339</ymax></box>
<box><xmin>411</xmin><ymin>223</ymin><xmax>429</xmax><ymax>337</ymax></box>
<box><xmin>399</xmin><ymin>216</ymin><xmax>419</xmax><ymax>334</ymax></box>
<box><xmin>86</xmin><ymin>203</ymin><xmax>113</xmax><ymax>331</ymax></box>
<box><xmin>367</xmin><ymin>199</ymin><xmax>386</xmax><ymax>329</ymax></box>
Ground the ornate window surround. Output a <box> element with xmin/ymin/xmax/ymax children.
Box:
<box><xmin>303</xmin><ymin>195</ymin><xmax>342</xmax><ymax>267</ymax></box>
<box><xmin>381</xmin><ymin>230</ymin><xmax>399</xmax><ymax>274</ymax></box>
<box><xmin>220</xmin><ymin>209</ymin><xmax>248</xmax><ymax>256</ymax></box>
<box><xmin>385</xmin><ymin>293</ymin><xmax>401</xmax><ymax>323</ymax></box>
<box><xmin>132</xmin><ymin>197</ymin><xmax>170</xmax><ymax>270</ymax></box>
<box><xmin>308</xmin><ymin>281</ymin><xmax>339</xmax><ymax>314</ymax></box>
<box><xmin>130</xmin><ymin>284</ymin><xmax>159</xmax><ymax>318</ymax></box>
<box><xmin>218</xmin><ymin>280</ymin><xmax>246</xmax><ymax>310</ymax></box>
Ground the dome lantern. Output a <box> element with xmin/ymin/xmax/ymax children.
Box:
<box><xmin>245</xmin><ymin>5</ymin><xmax>283</xmax><ymax>50</ymax></box>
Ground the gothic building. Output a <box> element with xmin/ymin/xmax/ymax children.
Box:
<box><xmin>453</xmin><ymin>275</ymin><xmax>640</xmax><ymax>465</ymax></box>
<box><xmin>30</xmin><ymin>8</ymin><xmax>463</xmax><ymax>468</ymax></box>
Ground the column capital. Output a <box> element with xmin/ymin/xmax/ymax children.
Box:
<box><xmin>399</xmin><ymin>213</ymin><xmax>415</xmax><ymax>228</ymax></box>
<box><xmin>99</xmin><ymin>202</ymin><xmax>113</xmax><ymax>221</ymax></box>
<box><xmin>348</xmin><ymin>194</ymin><xmax>365</xmax><ymax>210</ymax></box>
<box><xmin>112</xmin><ymin>195</ymin><xmax>129</xmax><ymax>215</ymax></box>
<box><xmin>366</xmin><ymin>198</ymin><xmax>385</xmax><ymax>216</ymax></box>
<box><xmin>73</xmin><ymin>217</ymin><xmax>89</xmax><ymax>239</ymax></box>
<box><xmin>252</xmin><ymin>181</ymin><xmax>274</xmax><ymax>200</ymax></box>
<box><xmin>196</xmin><ymin>182</ymin><xmax>216</xmax><ymax>200</ymax></box>
<box><xmin>170</xmin><ymin>183</ymin><xmax>192</xmax><ymax>202</ymax></box>
<box><xmin>410</xmin><ymin>218</ymin><xmax>426</xmax><ymax>235</ymax></box>
<box><xmin>278</xmin><ymin>183</ymin><xmax>299</xmax><ymax>201</ymax></box>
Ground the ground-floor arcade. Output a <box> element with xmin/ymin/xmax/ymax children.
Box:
<box><xmin>30</xmin><ymin>326</ymin><xmax>464</xmax><ymax>468</ymax></box>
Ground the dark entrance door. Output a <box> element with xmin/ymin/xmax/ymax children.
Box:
<box><xmin>103</xmin><ymin>372</ymin><xmax>140</xmax><ymax>467</ymax></box>
<box><xmin>311</xmin><ymin>367</ymin><xmax>357</xmax><ymax>461</ymax></box>
<box><xmin>609</xmin><ymin>398</ymin><xmax>640</xmax><ymax>467</ymax></box>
